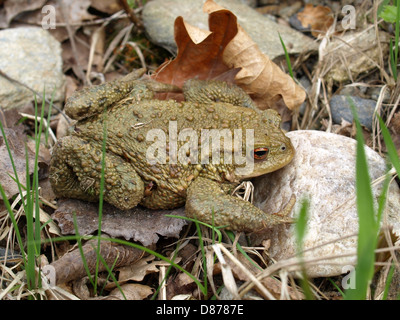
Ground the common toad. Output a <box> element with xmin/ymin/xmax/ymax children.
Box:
<box><xmin>50</xmin><ymin>70</ymin><xmax>295</xmax><ymax>232</ymax></box>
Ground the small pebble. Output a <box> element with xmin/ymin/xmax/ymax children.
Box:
<box><xmin>329</xmin><ymin>95</ymin><xmax>376</xmax><ymax>130</ymax></box>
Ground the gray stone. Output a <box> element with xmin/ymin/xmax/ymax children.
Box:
<box><xmin>330</xmin><ymin>95</ymin><xmax>376</xmax><ymax>130</ymax></box>
<box><xmin>142</xmin><ymin>0</ymin><xmax>317</xmax><ymax>60</ymax></box>
<box><xmin>251</xmin><ymin>130</ymin><xmax>400</xmax><ymax>277</ymax></box>
<box><xmin>0</xmin><ymin>27</ymin><xmax>65</xmax><ymax>110</ymax></box>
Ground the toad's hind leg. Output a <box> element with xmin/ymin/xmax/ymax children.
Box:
<box><xmin>185</xmin><ymin>177</ymin><xmax>294</xmax><ymax>232</ymax></box>
<box><xmin>50</xmin><ymin>136</ymin><xmax>144</xmax><ymax>210</ymax></box>
<box><xmin>182</xmin><ymin>79</ymin><xmax>258</xmax><ymax>110</ymax></box>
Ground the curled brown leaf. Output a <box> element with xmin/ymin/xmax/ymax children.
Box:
<box><xmin>203</xmin><ymin>0</ymin><xmax>305</xmax><ymax>111</ymax></box>
<box><xmin>296</xmin><ymin>4</ymin><xmax>334</xmax><ymax>38</ymax></box>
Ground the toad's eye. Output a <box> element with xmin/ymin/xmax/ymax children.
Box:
<box><xmin>280</xmin><ymin>144</ymin><xmax>287</xmax><ymax>152</ymax></box>
<box><xmin>253</xmin><ymin>147</ymin><xmax>269</xmax><ymax>160</ymax></box>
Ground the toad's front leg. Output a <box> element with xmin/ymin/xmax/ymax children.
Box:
<box><xmin>185</xmin><ymin>177</ymin><xmax>294</xmax><ymax>232</ymax></box>
<box><xmin>65</xmin><ymin>69</ymin><xmax>180</xmax><ymax>121</ymax></box>
<box><xmin>49</xmin><ymin>135</ymin><xmax>144</xmax><ymax>210</ymax></box>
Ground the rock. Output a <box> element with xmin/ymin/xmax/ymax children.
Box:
<box><xmin>142</xmin><ymin>0</ymin><xmax>317</xmax><ymax>60</ymax></box>
<box><xmin>251</xmin><ymin>130</ymin><xmax>400</xmax><ymax>278</ymax></box>
<box><xmin>0</xmin><ymin>27</ymin><xmax>65</xmax><ymax>110</ymax></box>
<box><xmin>323</xmin><ymin>28</ymin><xmax>389</xmax><ymax>83</ymax></box>
<box><xmin>330</xmin><ymin>95</ymin><xmax>376</xmax><ymax>130</ymax></box>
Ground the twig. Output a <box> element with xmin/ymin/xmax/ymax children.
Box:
<box><xmin>127</xmin><ymin>41</ymin><xmax>147</xmax><ymax>69</ymax></box>
<box><xmin>119</xmin><ymin>0</ymin><xmax>144</xmax><ymax>30</ymax></box>
<box><xmin>103</xmin><ymin>24</ymin><xmax>134</xmax><ymax>74</ymax></box>
<box><xmin>19</xmin><ymin>112</ymin><xmax>57</xmax><ymax>145</ymax></box>
<box><xmin>14</xmin><ymin>10</ymin><xmax>130</xmax><ymax>27</ymax></box>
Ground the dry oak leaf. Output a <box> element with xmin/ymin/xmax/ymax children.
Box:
<box><xmin>107</xmin><ymin>284</ymin><xmax>153</xmax><ymax>300</ymax></box>
<box><xmin>296</xmin><ymin>4</ymin><xmax>334</xmax><ymax>38</ymax></box>
<box><xmin>152</xmin><ymin>8</ymin><xmax>240</xmax><ymax>101</ymax></box>
<box><xmin>118</xmin><ymin>255</ymin><xmax>164</xmax><ymax>283</ymax></box>
<box><xmin>153</xmin><ymin>0</ymin><xmax>305</xmax><ymax>111</ymax></box>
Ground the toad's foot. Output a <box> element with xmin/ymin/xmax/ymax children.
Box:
<box><xmin>185</xmin><ymin>177</ymin><xmax>294</xmax><ymax>232</ymax></box>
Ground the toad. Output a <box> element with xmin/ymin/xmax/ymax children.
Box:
<box><xmin>50</xmin><ymin>69</ymin><xmax>295</xmax><ymax>232</ymax></box>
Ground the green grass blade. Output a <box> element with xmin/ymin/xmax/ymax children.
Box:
<box><xmin>100</xmin><ymin>235</ymin><xmax>206</xmax><ymax>294</ymax></box>
<box><xmin>390</xmin><ymin>39</ymin><xmax>397</xmax><ymax>81</ymax></box>
<box><xmin>225</xmin><ymin>230</ymin><xmax>263</xmax><ymax>271</ymax></box>
<box><xmin>44</xmin><ymin>233</ymin><xmax>207</xmax><ymax>296</ymax></box>
<box><xmin>151</xmin><ymin>241</ymin><xmax>182</xmax><ymax>300</ymax></box>
<box><xmin>295</xmin><ymin>198</ymin><xmax>314</xmax><ymax>299</ymax></box>
<box><xmin>345</xmin><ymin>98</ymin><xmax>379</xmax><ymax>300</ymax></box>
<box><xmin>279</xmin><ymin>32</ymin><xmax>294</xmax><ymax>80</ymax></box>
<box><xmin>328</xmin><ymin>278</ymin><xmax>346</xmax><ymax>298</ymax></box>
<box><xmin>72</xmin><ymin>213</ymin><xmax>95</xmax><ymax>287</ymax></box>
<box><xmin>94</xmin><ymin>108</ymin><xmax>108</xmax><ymax>294</ymax></box>
<box><xmin>194</xmin><ymin>221</ymin><xmax>208</xmax><ymax>297</ymax></box>
<box><xmin>165</xmin><ymin>214</ymin><xmax>224</xmax><ymax>243</ymax></box>
<box><xmin>24</xmin><ymin>142</ymin><xmax>36</xmax><ymax>291</ymax></box>
<box><xmin>295</xmin><ymin>198</ymin><xmax>309</xmax><ymax>247</ymax></box>
<box><xmin>95</xmin><ymin>245</ymin><xmax>127</xmax><ymax>300</ymax></box>
<box><xmin>0</xmin><ymin>183</ymin><xmax>26</xmax><ymax>262</ymax></box>
<box><xmin>382</xmin><ymin>262</ymin><xmax>396</xmax><ymax>300</ymax></box>
<box><xmin>34</xmin><ymin>91</ymin><xmax>47</xmax><ymax>254</ymax></box>
<box><xmin>378</xmin><ymin>115</ymin><xmax>400</xmax><ymax>176</ymax></box>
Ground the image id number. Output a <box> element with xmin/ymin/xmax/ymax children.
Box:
<box><xmin>201</xmin><ymin>304</ymin><xmax>244</xmax><ymax>315</ymax></box>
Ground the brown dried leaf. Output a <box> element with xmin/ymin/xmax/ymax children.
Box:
<box><xmin>48</xmin><ymin>238</ymin><xmax>143</xmax><ymax>285</ymax></box>
<box><xmin>53</xmin><ymin>199</ymin><xmax>187</xmax><ymax>246</ymax></box>
<box><xmin>118</xmin><ymin>255</ymin><xmax>160</xmax><ymax>283</ymax></box>
<box><xmin>166</xmin><ymin>271</ymin><xmax>197</xmax><ymax>300</ymax></box>
<box><xmin>152</xmin><ymin>9</ymin><xmax>239</xmax><ymax>100</ymax></box>
<box><xmin>203</xmin><ymin>0</ymin><xmax>305</xmax><ymax>111</ymax></box>
<box><xmin>39</xmin><ymin>178</ymin><xmax>57</xmax><ymax>207</ymax></box>
<box><xmin>108</xmin><ymin>283</ymin><xmax>153</xmax><ymax>300</ymax></box>
<box><xmin>296</xmin><ymin>4</ymin><xmax>334</xmax><ymax>38</ymax></box>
